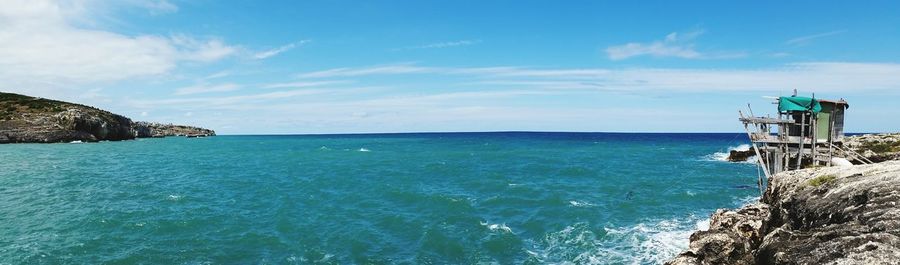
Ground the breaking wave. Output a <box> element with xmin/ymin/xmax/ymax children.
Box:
<box><xmin>480</xmin><ymin>221</ymin><xmax>513</xmax><ymax>234</ymax></box>
<box><xmin>705</xmin><ymin>144</ymin><xmax>757</xmax><ymax>163</ymax></box>
<box><xmin>531</xmin><ymin>216</ymin><xmax>710</xmax><ymax>265</ymax></box>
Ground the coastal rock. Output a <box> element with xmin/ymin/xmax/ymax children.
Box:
<box><xmin>667</xmin><ymin>203</ymin><xmax>770</xmax><ymax>265</ymax></box>
<box><xmin>0</xmin><ymin>92</ymin><xmax>215</xmax><ymax>143</ymax></box>
<box><xmin>727</xmin><ymin>149</ymin><xmax>757</xmax><ymax>162</ymax></box>
<box><xmin>669</xmin><ymin>161</ymin><xmax>900</xmax><ymax>264</ymax></box>
<box><xmin>845</xmin><ymin>133</ymin><xmax>900</xmax><ymax>163</ymax></box>
<box><xmin>132</xmin><ymin>121</ymin><xmax>216</xmax><ymax>138</ymax></box>
<box><xmin>0</xmin><ymin>93</ymin><xmax>135</xmax><ymax>143</ymax></box>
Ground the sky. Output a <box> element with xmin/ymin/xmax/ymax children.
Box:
<box><xmin>2</xmin><ymin>0</ymin><xmax>900</xmax><ymax>134</ymax></box>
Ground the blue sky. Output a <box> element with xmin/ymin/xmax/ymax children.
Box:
<box><xmin>3</xmin><ymin>0</ymin><xmax>900</xmax><ymax>134</ymax></box>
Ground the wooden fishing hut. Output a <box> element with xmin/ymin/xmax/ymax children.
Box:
<box><xmin>738</xmin><ymin>93</ymin><xmax>871</xmax><ymax>188</ymax></box>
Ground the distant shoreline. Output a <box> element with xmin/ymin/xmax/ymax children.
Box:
<box><xmin>0</xmin><ymin>92</ymin><xmax>214</xmax><ymax>144</ymax></box>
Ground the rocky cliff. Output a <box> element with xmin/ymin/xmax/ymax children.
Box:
<box><xmin>0</xmin><ymin>92</ymin><xmax>214</xmax><ymax>143</ymax></box>
<box><xmin>133</xmin><ymin>121</ymin><xmax>216</xmax><ymax>138</ymax></box>
<box><xmin>668</xmin><ymin>161</ymin><xmax>900</xmax><ymax>264</ymax></box>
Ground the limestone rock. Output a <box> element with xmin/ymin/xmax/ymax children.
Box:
<box><xmin>669</xmin><ymin>161</ymin><xmax>900</xmax><ymax>264</ymax></box>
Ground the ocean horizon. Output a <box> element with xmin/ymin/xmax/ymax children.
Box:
<box><xmin>2</xmin><ymin>132</ymin><xmax>760</xmax><ymax>264</ymax></box>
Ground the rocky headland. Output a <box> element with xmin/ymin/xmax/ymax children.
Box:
<box><xmin>133</xmin><ymin>121</ymin><xmax>216</xmax><ymax>138</ymax></box>
<box><xmin>669</xmin><ymin>134</ymin><xmax>900</xmax><ymax>264</ymax></box>
<box><xmin>0</xmin><ymin>92</ymin><xmax>214</xmax><ymax>143</ymax></box>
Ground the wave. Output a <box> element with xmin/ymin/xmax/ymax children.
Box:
<box><xmin>358</xmin><ymin>148</ymin><xmax>371</xmax><ymax>152</ymax></box>
<box><xmin>524</xmin><ymin>192</ymin><xmax>776</xmax><ymax>264</ymax></box>
<box><xmin>533</xmin><ymin>195</ymin><xmax>766</xmax><ymax>264</ymax></box>
<box><xmin>531</xmin><ymin>215</ymin><xmax>710</xmax><ymax>264</ymax></box>
<box><xmin>480</xmin><ymin>221</ymin><xmax>513</xmax><ymax>234</ymax></box>
<box><xmin>704</xmin><ymin>144</ymin><xmax>757</xmax><ymax>163</ymax></box>
<box><xmin>568</xmin><ymin>200</ymin><xmax>595</xmax><ymax>207</ymax></box>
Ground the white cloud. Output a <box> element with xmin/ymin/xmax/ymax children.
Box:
<box><xmin>295</xmin><ymin>62</ymin><xmax>900</xmax><ymax>93</ymax></box>
<box><xmin>252</xmin><ymin>40</ymin><xmax>309</xmax><ymax>59</ymax></box>
<box><xmin>174</xmin><ymin>83</ymin><xmax>241</xmax><ymax>95</ymax></box>
<box><xmin>122</xmin><ymin>61</ymin><xmax>900</xmax><ymax>134</ymax></box>
<box><xmin>262</xmin><ymin>80</ymin><xmax>350</xmax><ymax>89</ymax></box>
<box><xmin>297</xmin><ymin>64</ymin><xmax>433</xmax><ymax>78</ymax></box>
<box><xmin>132</xmin><ymin>88</ymin><xmax>332</xmax><ymax>109</ymax></box>
<box><xmin>123</xmin><ymin>0</ymin><xmax>178</xmax><ymax>14</ymax></box>
<box><xmin>786</xmin><ymin>30</ymin><xmax>847</xmax><ymax>46</ymax></box>
<box><xmin>0</xmin><ymin>0</ymin><xmax>237</xmax><ymax>95</ymax></box>
<box><xmin>396</xmin><ymin>40</ymin><xmax>481</xmax><ymax>50</ymax></box>
<box><xmin>605</xmin><ymin>30</ymin><xmax>744</xmax><ymax>60</ymax></box>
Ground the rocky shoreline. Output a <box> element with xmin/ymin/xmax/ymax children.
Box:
<box><xmin>0</xmin><ymin>92</ymin><xmax>214</xmax><ymax>143</ymax></box>
<box><xmin>669</xmin><ymin>134</ymin><xmax>900</xmax><ymax>264</ymax></box>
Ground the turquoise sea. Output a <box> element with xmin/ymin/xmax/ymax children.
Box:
<box><xmin>0</xmin><ymin>133</ymin><xmax>758</xmax><ymax>264</ymax></box>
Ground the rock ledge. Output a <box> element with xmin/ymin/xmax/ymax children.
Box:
<box><xmin>668</xmin><ymin>161</ymin><xmax>900</xmax><ymax>264</ymax></box>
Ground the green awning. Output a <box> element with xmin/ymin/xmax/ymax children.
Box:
<box><xmin>778</xmin><ymin>96</ymin><xmax>822</xmax><ymax>113</ymax></box>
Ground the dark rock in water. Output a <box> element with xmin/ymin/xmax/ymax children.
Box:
<box><xmin>727</xmin><ymin>149</ymin><xmax>756</xmax><ymax>162</ymax></box>
<box><xmin>668</xmin><ymin>161</ymin><xmax>900</xmax><ymax>265</ymax></box>
<box><xmin>0</xmin><ymin>92</ymin><xmax>214</xmax><ymax>143</ymax></box>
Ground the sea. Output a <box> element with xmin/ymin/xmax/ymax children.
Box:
<box><xmin>0</xmin><ymin>132</ymin><xmax>760</xmax><ymax>264</ymax></box>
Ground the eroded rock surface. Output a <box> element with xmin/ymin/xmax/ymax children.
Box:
<box><xmin>0</xmin><ymin>93</ymin><xmax>135</xmax><ymax>143</ymax></box>
<box><xmin>669</xmin><ymin>161</ymin><xmax>900</xmax><ymax>265</ymax></box>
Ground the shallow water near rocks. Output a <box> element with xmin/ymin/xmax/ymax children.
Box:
<box><xmin>0</xmin><ymin>133</ymin><xmax>758</xmax><ymax>264</ymax></box>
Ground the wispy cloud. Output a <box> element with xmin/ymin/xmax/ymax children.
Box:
<box><xmin>174</xmin><ymin>83</ymin><xmax>241</xmax><ymax>95</ymax></box>
<box><xmin>786</xmin><ymin>30</ymin><xmax>847</xmax><ymax>46</ymax></box>
<box><xmin>138</xmin><ymin>89</ymin><xmax>332</xmax><ymax>108</ymax></box>
<box><xmin>605</xmin><ymin>30</ymin><xmax>744</xmax><ymax>60</ymax></box>
<box><xmin>395</xmin><ymin>40</ymin><xmax>481</xmax><ymax>50</ymax></box>
<box><xmin>296</xmin><ymin>62</ymin><xmax>900</xmax><ymax>93</ymax></box>
<box><xmin>126</xmin><ymin>0</ymin><xmax>179</xmax><ymax>14</ymax></box>
<box><xmin>134</xmin><ymin>61</ymin><xmax>900</xmax><ymax>134</ymax></box>
<box><xmin>297</xmin><ymin>64</ymin><xmax>433</xmax><ymax>78</ymax></box>
<box><xmin>252</xmin><ymin>40</ymin><xmax>310</xmax><ymax>59</ymax></box>
<box><xmin>262</xmin><ymin>80</ymin><xmax>351</xmax><ymax>89</ymax></box>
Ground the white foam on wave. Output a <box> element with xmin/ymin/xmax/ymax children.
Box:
<box><xmin>531</xmin><ymin>216</ymin><xmax>711</xmax><ymax>265</ymax></box>
<box><xmin>358</xmin><ymin>148</ymin><xmax>371</xmax><ymax>152</ymax></box>
<box><xmin>568</xmin><ymin>200</ymin><xmax>595</xmax><ymax>207</ymax></box>
<box><xmin>734</xmin><ymin>195</ymin><xmax>761</xmax><ymax>207</ymax></box>
<box><xmin>480</xmin><ymin>221</ymin><xmax>513</xmax><ymax>234</ymax></box>
<box><xmin>705</xmin><ymin>144</ymin><xmax>757</xmax><ymax>163</ymax></box>
<box><xmin>167</xmin><ymin>194</ymin><xmax>183</xmax><ymax>201</ymax></box>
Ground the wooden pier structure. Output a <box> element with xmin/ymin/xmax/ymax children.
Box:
<box><xmin>739</xmin><ymin>92</ymin><xmax>871</xmax><ymax>193</ymax></box>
